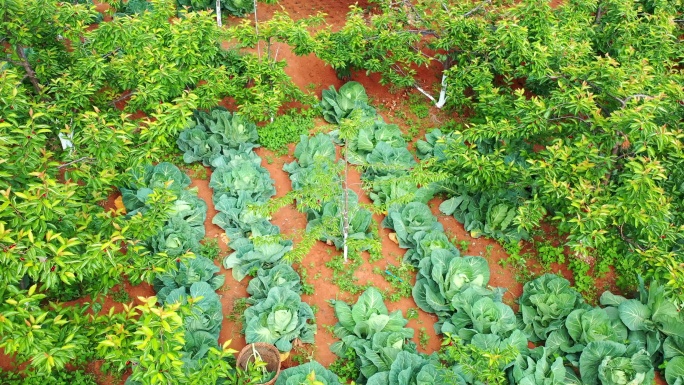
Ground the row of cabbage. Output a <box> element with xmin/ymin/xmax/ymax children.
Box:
<box><xmin>319</xmin><ymin>82</ymin><xmax>684</xmax><ymax>385</ymax></box>
<box><xmin>177</xmin><ymin>108</ymin><xmax>345</xmax><ymax>384</ymax></box>
<box><xmin>315</xmin><ymin>82</ymin><xmax>460</xmax><ymax>384</ymax></box>
<box><xmin>118</xmin><ymin>162</ymin><xmax>226</xmax><ymax>383</ymax></box>
<box><xmin>177</xmin><ymin>107</ymin><xmax>316</xmax><ymax>352</ymax></box>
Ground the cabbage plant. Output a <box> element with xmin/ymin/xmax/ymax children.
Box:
<box><xmin>347</xmin><ymin>119</ymin><xmax>406</xmax><ymax>165</ymax></box>
<box><xmin>330</xmin><ymin>287</ymin><xmax>416</xmax><ymax>382</ymax></box>
<box><xmin>243</xmin><ymin>286</ymin><xmax>316</xmax><ymax>352</ymax></box>
<box><xmin>164</xmin><ymin>282</ymin><xmax>224</xmax><ymax>340</ymax></box>
<box><xmin>383</xmin><ymin>202</ymin><xmax>443</xmax><ymax>249</ymax></box>
<box><xmin>223</xmin><ymin>236</ymin><xmax>293</xmax><ymax>281</ymax></box>
<box><xmin>413</xmin><ymin>253</ymin><xmax>491</xmax><ymax>321</ymax></box>
<box><xmin>276</xmin><ymin>361</ymin><xmax>342</xmax><ymax>385</ymax></box>
<box><xmin>579</xmin><ymin>341</ymin><xmax>655</xmax><ymax>385</ymax></box>
<box><xmin>246</xmin><ymin>265</ymin><xmax>302</xmax><ymax>304</ymax></box>
<box><xmin>441</xmin><ymin>286</ymin><xmax>517</xmax><ymax>342</ymax></box>
<box><xmin>366</xmin><ymin>351</ymin><xmax>461</xmax><ymax>385</ymax></box>
<box><xmin>518</xmin><ymin>274</ymin><xmax>588</xmax><ymax>342</ymax></box>
<box><xmin>509</xmin><ymin>347</ymin><xmax>581</xmax><ymax>385</ymax></box>
<box><xmin>153</xmin><ymin>256</ymin><xmax>225</xmax><ymax>304</ymax></box>
<box><xmin>177</xmin><ymin>108</ymin><xmax>259</xmax><ymax>166</ymax></box>
<box><xmin>544</xmin><ymin>307</ymin><xmax>628</xmax><ymax>366</ymax></box>
<box><xmin>320</xmin><ymin>81</ymin><xmax>375</xmax><ymax>124</ymax></box>
<box><xmin>403</xmin><ymin>229</ymin><xmax>459</xmax><ymax>267</ymax></box>
<box><xmin>363</xmin><ymin>142</ymin><xmax>417</xmax><ymax>179</ymax></box>
<box><xmin>306</xmin><ymin>190</ymin><xmax>373</xmax><ymax>250</ymax></box>
<box><xmin>600</xmin><ymin>279</ymin><xmax>684</xmax><ymax>363</ymax></box>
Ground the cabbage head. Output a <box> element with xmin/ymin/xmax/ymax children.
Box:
<box><xmin>579</xmin><ymin>341</ymin><xmax>654</xmax><ymax>385</ymax></box>
<box><xmin>413</xmin><ymin>253</ymin><xmax>491</xmax><ymax>320</ymax></box>
<box><xmin>383</xmin><ymin>202</ymin><xmax>443</xmax><ymax>249</ymax></box>
<box><xmin>366</xmin><ymin>351</ymin><xmax>463</xmax><ymax>385</ymax></box>
<box><xmin>244</xmin><ymin>286</ymin><xmax>316</xmax><ymax>352</ymax></box>
<box><xmin>518</xmin><ymin>274</ymin><xmax>588</xmax><ymax>342</ymax></box>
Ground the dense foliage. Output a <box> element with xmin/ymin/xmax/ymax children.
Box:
<box><xmin>315</xmin><ymin>0</ymin><xmax>684</xmax><ymax>301</ymax></box>
<box><xmin>2</xmin><ymin>0</ymin><xmax>683</xmax><ymax>383</ymax></box>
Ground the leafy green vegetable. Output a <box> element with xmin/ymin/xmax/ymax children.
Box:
<box><xmin>666</xmin><ymin>356</ymin><xmax>684</xmax><ymax>385</ymax></box>
<box><xmin>403</xmin><ymin>229</ymin><xmax>459</xmax><ymax>267</ymax></box>
<box><xmin>347</xmin><ymin>118</ymin><xmax>406</xmax><ymax>165</ymax></box>
<box><xmin>330</xmin><ymin>287</ymin><xmax>416</xmax><ymax>382</ymax></box>
<box><xmin>545</xmin><ymin>307</ymin><xmax>628</xmax><ymax>366</ymax></box>
<box><xmin>165</xmin><ymin>282</ymin><xmax>223</xmax><ymax>340</ymax></box>
<box><xmin>518</xmin><ymin>274</ymin><xmax>588</xmax><ymax>342</ymax></box>
<box><xmin>177</xmin><ymin>108</ymin><xmax>259</xmax><ymax>166</ymax></box>
<box><xmin>369</xmin><ymin>175</ymin><xmax>435</xmax><ymax>213</ymax></box>
<box><xmin>284</xmin><ymin>133</ymin><xmax>337</xmax><ymax>173</ymax></box>
<box><xmin>383</xmin><ymin>202</ymin><xmax>443</xmax><ymax>249</ymax></box>
<box><xmin>415</xmin><ymin>129</ymin><xmax>456</xmax><ymax>161</ymax></box>
<box><xmin>441</xmin><ymin>286</ymin><xmax>516</xmax><ymax>343</ymax></box>
<box><xmin>363</xmin><ymin>142</ymin><xmax>417</xmax><ymax>179</ymax></box>
<box><xmin>306</xmin><ymin>190</ymin><xmax>374</xmax><ymax>250</ymax></box>
<box><xmin>509</xmin><ymin>346</ymin><xmax>581</xmax><ymax>385</ymax></box>
<box><xmin>148</xmin><ymin>216</ymin><xmax>202</xmax><ymax>257</ymax></box>
<box><xmin>120</xmin><ymin>162</ymin><xmax>192</xmax><ymax>216</ymax></box>
<box><xmin>413</xmin><ymin>253</ymin><xmax>491</xmax><ymax>322</ymax></box>
<box><xmin>439</xmin><ymin>187</ymin><xmax>529</xmax><ymax>242</ymax></box>
<box><xmin>223</xmin><ymin>236</ymin><xmax>293</xmax><ymax>281</ymax></box>
<box><xmin>154</xmin><ymin>256</ymin><xmax>225</xmax><ymax>304</ymax></box>
<box><xmin>579</xmin><ymin>341</ymin><xmax>655</xmax><ymax>385</ymax></box>
<box><xmin>276</xmin><ymin>361</ymin><xmax>342</xmax><ymax>385</ymax></box>
<box><xmin>243</xmin><ymin>286</ymin><xmax>316</xmax><ymax>352</ymax></box>
<box><xmin>247</xmin><ymin>265</ymin><xmax>302</xmax><ymax>304</ymax></box>
<box><xmin>366</xmin><ymin>351</ymin><xmax>458</xmax><ymax>385</ymax></box>
<box><xmin>212</xmin><ymin>194</ymin><xmax>279</xmax><ymax>241</ymax></box>
<box><xmin>320</xmin><ymin>81</ymin><xmax>375</xmax><ymax>124</ymax></box>
<box><xmin>600</xmin><ymin>279</ymin><xmax>684</xmax><ymax>362</ymax></box>
<box><xmin>209</xmin><ymin>158</ymin><xmax>275</xmax><ymax>204</ymax></box>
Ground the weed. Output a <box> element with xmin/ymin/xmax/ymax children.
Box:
<box><xmin>484</xmin><ymin>244</ymin><xmax>494</xmax><ymax>260</ymax></box>
<box><xmin>258</xmin><ymin>111</ymin><xmax>314</xmax><ymax>151</ymax></box>
<box><xmin>325</xmin><ymin>252</ymin><xmax>367</xmax><ymax>294</ymax></box>
<box><xmin>499</xmin><ymin>241</ymin><xmax>534</xmax><ymax>283</ymax></box>
<box><xmin>408</xmin><ymin>92</ymin><xmax>430</xmax><ymax>119</ymax></box>
<box><xmin>298</xmin><ymin>266</ymin><xmax>315</xmax><ymax>295</ymax></box>
<box><xmin>569</xmin><ymin>258</ymin><xmax>597</xmax><ymax>303</ymax></box>
<box><xmin>535</xmin><ymin>241</ymin><xmax>565</xmax><ymax>271</ymax></box>
<box><xmin>406</xmin><ymin>307</ymin><xmax>419</xmax><ymax>321</ymax></box>
<box><xmin>291</xmin><ymin>345</ymin><xmax>316</xmax><ymax>365</ymax></box>
<box><xmin>110</xmin><ymin>287</ymin><xmax>132</xmax><ymax>304</ymax></box>
<box><xmin>458</xmin><ymin>240</ymin><xmax>470</xmax><ymax>253</ymax></box>
<box><xmin>419</xmin><ymin>327</ymin><xmax>430</xmax><ymax>349</ymax></box>
<box><xmin>382</xmin><ymin>262</ymin><xmax>415</xmax><ymax>302</ymax></box>
<box><xmin>183</xmin><ymin>163</ymin><xmax>208</xmax><ymax>180</ymax></box>
<box><xmin>329</xmin><ymin>348</ymin><xmax>360</xmax><ymax>383</ymax></box>
<box><xmin>200</xmin><ymin>237</ymin><xmax>221</xmax><ymax>262</ymax></box>
<box><xmin>226</xmin><ymin>298</ymin><xmax>249</xmax><ymax>328</ymax></box>
<box><xmin>305</xmin><ymin>83</ymin><xmax>317</xmax><ymax>92</ymax></box>
<box><xmin>265</xmin><ymin>154</ymin><xmax>274</xmax><ymax>165</ymax></box>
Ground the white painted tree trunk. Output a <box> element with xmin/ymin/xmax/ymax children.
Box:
<box><xmin>414</xmin><ymin>71</ymin><xmax>448</xmax><ymax>109</ymax></box>
<box><xmin>216</xmin><ymin>0</ymin><xmax>222</xmax><ymax>27</ymax></box>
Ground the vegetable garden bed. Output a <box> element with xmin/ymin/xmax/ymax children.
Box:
<box><xmin>1</xmin><ymin>0</ymin><xmax>682</xmax><ymax>384</ymax></box>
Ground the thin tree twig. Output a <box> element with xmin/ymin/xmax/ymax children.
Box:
<box><xmin>58</xmin><ymin>157</ymin><xmax>94</xmax><ymax>169</ymax></box>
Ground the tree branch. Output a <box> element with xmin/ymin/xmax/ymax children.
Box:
<box><xmin>463</xmin><ymin>0</ymin><xmax>491</xmax><ymax>18</ymax></box>
<box><xmin>58</xmin><ymin>157</ymin><xmax>94</xmax><ymax>169</ymax></box>
<box><xmin>15</xmin><ymin>45</ymin><xmax>43</xmax><ymax>95</ymax></box>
